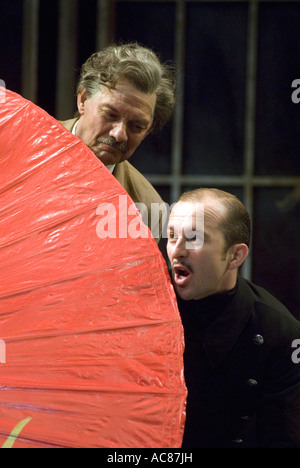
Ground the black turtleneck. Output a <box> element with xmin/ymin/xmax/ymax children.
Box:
<box><xmin>171</xmin><ymin>275</ymin><xmax>300</xmax><ymax>448</ymax></box>
<box><xmin>174</xmin><ymin>280</ymin><xmax>239</xmax><ymax>448</ymax></box>
<box><xmin>176</xmin><ymin>284</ymin><xmax>238</xmax><ymax>334</ymax></box>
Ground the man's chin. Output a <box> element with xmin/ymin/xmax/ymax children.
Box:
<box><xmin>174</xmin><ymin>284</ymin><xmax>193</xmax><ymax>301</ymax></box>
<box><xmin>92</xmin><ymin>149</ymin><xmax>125</xmax><ymax>166</ymax></box>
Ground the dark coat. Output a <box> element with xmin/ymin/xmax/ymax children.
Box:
<box><xmin>178</xmin><ymin>276</ymin><xmax>300</xmax><ymax>448</ymax></box>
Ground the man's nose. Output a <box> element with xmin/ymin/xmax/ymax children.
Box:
<box><xmin>109</xmin><ymin>121</ymin><xmax>128</xmax><ymax>143</ymax></box>
<box><xmin>172</xmin><ymin>237</ymin><xmax>188</xmax><ymax>259</ymax></box>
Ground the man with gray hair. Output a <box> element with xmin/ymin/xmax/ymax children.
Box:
<box><xmin>61</xmin><ymin>43</ymin><xmax>175</xmax><ymax>242</ymax></box>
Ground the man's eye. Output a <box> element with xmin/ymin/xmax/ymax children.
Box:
<box><xmin>130</xmin><ymin>123</ymin><xmax>147</xmax><ymax>133</ymax></box>
<box><xmin>184</xmin><ymin>231</ymin><xmax>197</xmax><ymax>241</ymax></box>
<box><xmin>103</xmin><ymin>111</ymin><xmax>118</xmax><ymax>120</ymax></box>
<box><xmin>185</xmin><ymin>234</ymin><xmax>204</xmax><ymax>248</ymax></box>
<box><xmin>185</xmin><ymin>231</ymin><xmax>203</xmax><ymax>242</ymax></box>
<box><xmin>168</xmin><ymin>231</ymin><xmax>178</xmax><ymax>240</ymax></box>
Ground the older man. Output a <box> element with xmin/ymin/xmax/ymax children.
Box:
<box><xmin>61</xmin><ymin>43</ymin><xmax>175</xmax><ymax>242</ymax></box>
<box><xmin>167</xmin><ymin>187</ymin><xmax>300</xmax><ymax>448</ymax></box>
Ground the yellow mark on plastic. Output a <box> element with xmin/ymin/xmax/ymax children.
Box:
<box><xmin>1</xmin><ymin>417</ymin><xmax>32</xmax><ymax>448</ymax></box>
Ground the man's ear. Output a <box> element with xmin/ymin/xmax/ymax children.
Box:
<box><xmin>228</xmin><ymin>243</ymin><xmax>249</xmax><ymax>270</ymax></box>
<box><xmin>77</xmin><ymin>89</ymin><xmax>87</xmax><ymax>115</ymax></box>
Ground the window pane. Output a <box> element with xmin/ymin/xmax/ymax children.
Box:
<box><xmin>183</xmin><ymin>2</ymin><xmax>248</xmax><ymax>176</ymax></box>
<box><xmin>78</xmin><ymin>0</ymin><xmax>97</xmax><ymax>66</ymax></box>
<box><xmin>38</xmin><ymin>0</ymin><xmax>59</xmax><ymax>116</ymax></box>
<box><xmin>252</xmin><ymin>187</ymin><xmax>300</xmax><ymax>320</ymax></box>
<box><xmin>115</xmin><ymin>1</ymin><xmax>175</xmax><ymax>62</ymax></box>
<box><xmin>114</xmin><ymin>1</ymin><xmax>175</xmax><ymax>175</ymax></box>
<box><xmin>154</xmin><ymin>185</ymin><xmax>171</xmax><ymax>206</ymax></box>
<box><xmin>0</xmin><ymin>0</ymin><xmax>23</xmax><ymax>94</ymax></box>
<box><xmin>255</xmin><ymin>2</ymin><xmax>300</xmax><ymax>176</ymax></box>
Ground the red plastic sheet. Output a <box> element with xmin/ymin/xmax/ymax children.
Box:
<box><xmin>0</xmin><ymin>88</ymin><xmax>186</xmax><ymax>448</ymax></box>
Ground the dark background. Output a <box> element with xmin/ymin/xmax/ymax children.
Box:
<box><xmin>0</xmin><ymin>0</ymin><xmax>299</xmax><ymax>318</ymax></box>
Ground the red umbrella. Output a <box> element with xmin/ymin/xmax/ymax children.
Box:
<box><xmin>0</xmin><ymin>88</ymin><xmax>186</xmax><ymax>448</ymax></box>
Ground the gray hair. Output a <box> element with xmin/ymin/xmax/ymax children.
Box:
<box><xmin>76</xmin><ymin>42</ymin><xmax>176</xmax><ymax>132</ymax></box>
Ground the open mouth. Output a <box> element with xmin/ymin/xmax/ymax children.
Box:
<box><xmin>173</xmin><ymin>265</ymin><xmax>192</xmax><ymax>286</ymax></box>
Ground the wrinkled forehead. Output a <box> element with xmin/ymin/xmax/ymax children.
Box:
<box><xmin>99</xmin><ymin>78</ymin><xmax>157</xmax><ymax>118</ymax></box>
<box><xmin>169</xmin><ymin>199</ymin><xmax>226</xmax><ymax>231</ymax></box>
<box><xmin>168</xmin><ymin>202</ymin><xmax>203</xmax><ymax>231</ymax></box>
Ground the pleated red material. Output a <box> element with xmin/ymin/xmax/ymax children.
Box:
<box><xmin>0</xmin><ymin>88</ymin><xmax>186</xmax><ymax>448</ymax></box>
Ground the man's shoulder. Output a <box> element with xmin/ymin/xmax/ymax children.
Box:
<box><xmin>114</xmin><ymin>160</ymin><xmax>164</xmax><ymax>205</ymax></box>
<box><xmin>59</xmin><ymin>118</ymin><xmax>78</xmax><ymax>131</ymax></box>
<box><xmin>115</xmin><ymin>160</ymin><xmax>151</xmax><ymax>183</ymax></box>
<box><xmin>241</xmin><ymin>277</ymin><xmax>300</xmax><ymax>339</ymax></box>
<box><xmin>243</xmin><ymin>277</ymin><xmax>290</xmax><ymax>313</ymax></box>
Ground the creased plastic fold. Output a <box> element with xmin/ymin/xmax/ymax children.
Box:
<box><xmin>0</xmin><ymin>88</ymin><xmax>186</xmax><ymax>448</ymax></box>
